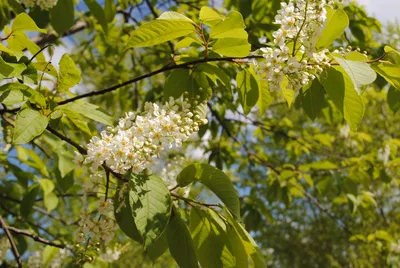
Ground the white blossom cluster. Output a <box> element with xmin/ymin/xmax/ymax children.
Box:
<box><xmin>378</xmin><ymin>144</ymin><xmax>391</xmax><ymax>164</ymax></box>
<box><xmin>19</xmin><ymin>0</ymin><xmax>58</xmax><ymax>10</ymax></box>
<box><xmin>77</xmin><ymin>199</ymin><xmax>116</xmax><ymax>245</ymax></box>
<box><xmin>26</xmin><ymin>249</ymin><xmax>68</xmax><ymax>268</ymax></box>
<box><xmin>256</xmin><ymin>0</ymin><xmax>332</xmax><ymax>91</ymax></box>
<box><xmin>81</xmin><ymin>98</ymin><xmax>208</xmax><ymax>174</ymax></box>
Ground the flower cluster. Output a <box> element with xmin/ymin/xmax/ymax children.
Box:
<box><xmin>77</xmin><ymin>199</ymin><xmax>116</xmax><ymax>245</ymax></box>
<box><xmin>19</xmin><ymin>0</ymin><xmax>58</xmax><ymax>10</ymax></box>
<box><xmin>256</xmin><ymin>0</ymin><xmax>332</xmax><ymax>91</ymax></box>
<box><xmin>81</xmin><ymin>98</ymin><xmax>207</xmax><ymax>174</ymax></box>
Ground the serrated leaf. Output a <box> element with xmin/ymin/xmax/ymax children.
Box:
<box><xmin>237</xmin><ymin>69</ymin><xmax>259</xmax><ymax>115</ymax></box>
<box><xmin>300</xmin><ymin>79</ymin><xmax>325</xmax><ymax>121</ymax></box>
<box><xmin>167</xmin><ymin>212</ymin><xmax>199</xmax><ymax>268</ymax></box>
<box><xmin>177</xmin><ymin>163</ymin><xmax>240</xmax><ymax>218</ymax></box>
<box><xmin>13</xmin><ymin>108</ymin><xmax>49</xmax><ymax>144</ymax></box>
<box><xmin>199</xmin><ymin>7</ymin><xmax>223</xmax><ymax>27</ymax></box>
<box><xmin>210</xmin><ymin>11</ymin><xmax>247</xmax><ymax>39</ymax></box>
<box><xmin>334</xmin><ymin>57</ymin><xmax>376</xmax><ymax>94</ymax></box>
<box><xmin>129</xmin><ymin>174</ymin><xmax>172</xmax><ymax>249</ymax></box>
<box><xmin>316</xmin><ymin>7</ymin><xmax>349</xmax><ymax>49</ymax></box>
<box><xmin>212</xmin><ymin>38</ymin><xmax>250</xmax><ymax>57</ymax></box>
<box><xmin>50</xmin><ymin>0</ymin><xmax>74</xmax><ymax>35</ymax></box>
<box><xmin>58</xmin><ymin>54</ymin><xmax>81</xmax><ymax>92</ymax></box>
<box><xmin>320</xmin><ymin>67</ymin><xmax>364</xmax><ymax>131</ymax></box>
<box><xmin>127</xmin><ymin>20</ymin><xmax>195</xmax><ymax>48</ymax></box>
<box><xmin>387</xmin><ymin>86</ymin><xmax>400</xmax><ymax>113</ymax></box>
<box><xmin>164</xmin><ymin>69</ymin><xmax>190</xmax><ymax>100</ymax></box>
<box><xmin>56</xmin><ymin>102</ymin><xmax>113</xmax><ymax>125</ymax></box>
<box><xmin>189</xmin><ymin>208</ymin><xmax>236</xmax><ymax>268</ymax></box>
<box><xmin>158</xmin><ymin>11</ymin><xmax>194</xmax><ymax>24</ymax></box>
<box><xmin>12</xmin><ymin>13</ymin><xmax>47</xmax><ymax>33</ymax></box>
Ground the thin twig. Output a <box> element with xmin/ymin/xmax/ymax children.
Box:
<box><xmin>0</xmin><ymin>216</ymin><xmax>22</xmax><ymax>268</ymax></box>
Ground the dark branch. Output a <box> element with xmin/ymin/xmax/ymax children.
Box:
<box><xmin>7</xmin><ymin>226</ymin><xmax>67</xmax><ymax>249</ymax></box>
<box><xmin>0</xmin><ymin>216</ymin><xmax>22</xmax><ymax>268</ymax></box>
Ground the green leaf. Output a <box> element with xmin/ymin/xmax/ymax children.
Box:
<box><xmin>316</xmin><ymin>7</ymin><xmax>349</xmax><ymax>49</ymax></box>
<box><xmin>282</xmin><ymin>85</ymin><xmax>295</xmax><ymax>108</ymax></box>
<box><xmin>146</xmin><ymin>232</ymin><xmax>168</xmax><ymax>261</ymax></box>
<box><xmin>199</xmin><ymin>7</ymin><xmax>223</xmax><ymax>27</ymax></box>
<box><xmin>167</xmin><ymin>212</ymin><xmax>199</xmax><ymax>268</ymax></box>
<box><xmin>58</xmin><ymin>54</ymin><xmax>81</xmax><ymax>92</ymax></box>
<box><xmin>257</xmin><ymin>79</ymin><xmax>273</xmax><ymax>115</ymax></box>
<box><xmin>158</xmin><ymin>11</ymin><xmax>194</xmax><ymax>24</ymax></box>
<box><xmin>114</xmin><ymin>187</ymin><xmax>143</xmax><ymax>243</ymax></box>
<box><xmin>33</xmin><ymin>62</ymin><xmax>58</xmax><ymax>78</ymax></box>
<box><xmin>371</xmin><ymin>62</ymin><xmax>400</xmax><ymax>89</ymax></box>
<box><xmin>50</xmin><ymin>0</ymin><xmax>74</xmax><ymax>35</ymax></box>
<box><xmin>0</xmin><ymin>83</ymin><xmax>33</xmax><ymax>106</ymax></box>
<box><xmin>300</xmin><ymin>79</ymin><xmax>325</xmax><ymax>121</ymax></box>
<box><xmin>13</xmin><ymin>108</ymin><xmax>49</xmax><ymax>144</ymax></box>
<box><xmin>189</xmin><ymin>208</ymin><xmax>236</xmax><ymax>268</ymax></box>
<box><xmin>226</xmin><ymin>222</ymin><xmax>248</xmax><ymax>268</ymax></box>
<box><xmin>164</xmin><ymin>69</ymin><xmax>190</xmax><ymax>100</ymax></box>
<box><xmin>12</xmin><ymin>13</ymin><xmax>47</xmax><ymax>33</ymax></box>
<box><xmin>55</xmin><ymin>146</ymin><xmax>75</xmax><ymax>178</ymax></box>
<box><xmin>129</xmin><ymin>174</ymin><xmax>172</xmax><ymax>249</ymax></box>
<box><xmin>44</xmin><ymin>192</ymin><xmax>58</xmax><ymax>212</ymax></box>
<box><xmin>104</xmin><ymin>0</ymin><xmax>116</xmax><ymax>23</ymax></box>
<box><xmin>210</xmin><ymin>11</ymin><xmax>247</xmax><ymax>39</ymax></box>
<box><xmin>175</xmin><ymin>37</ymin><xmax>202</xmax><ymax>50</ymax></box>
<box><xmin>177</xmin><ymin>163</ymin><xmax>240</xmax><ymax>218</ymax></box>
<box><xmin>299</xmin><ymin>161</ymin><xmax>338</xmax><ymax>171</ymax></box>
<box><xmin>387</xmin><ymin>87</ymin><xmax>400</xmax><ymax>113</ymax></box>
<box><xmin>39</xmin><ymin>178</ymin><xmax>55</xmax><ymax>195</ymax></box>
<box><xmin>237</xmin><ymin>69</ymin><xmax>259</xmax><ymax>115</ymax></box>
<box><xmin>56</xmin><ymin>102</ymin><xmax>113</xmax><ymax>125</ymax></box>
<box><xmin>334</xmin><ymin>57</ymin><xmax>377</xmax><ymax>94</ymax></box>
<box><xmin>320</xmin><ymin>67</ymin><xmax>364</xmax><ymax>131</ymax></box>
<box><xmin>0</xmin><ymin>56</ymin><xmax>27</xmax><ymax>79</ymax></box>
<box><xmin>225</xmin><ymin>210</ymin><xmax>266</xmax><ymax>268</ymax></box>
<box><xmin>20</xmin><ymin>185</ymin><xmax>40</xmax><ymax>218</ymax></box>
<box><xmin>197</xmin><ymin>63</ymin><xmax>231</xmax><ymax>87</ymax></box>
<box><xmin>212</xmin><ymin>38</ymin><xmax>251</xmax><ymax>57</ymax></box>
<box><xmin>42</xmin><ymin>246</ymin><xmax>59</xmax><ymax>266</ymax></box>
<box><xmin>84</xmin><ymin>0</ymin><xmax>108</xmax><ymax>33</ymax></box>
<box><xmin>127</xmin><ymin>20</ymin><xmax>195</xmax><ymax>48</ymax></box>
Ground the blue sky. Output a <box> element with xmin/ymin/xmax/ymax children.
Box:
<box><xmin>356</xmin><ymin>0</ymin><xmax>400</xmax><ymax>22</ymax></box>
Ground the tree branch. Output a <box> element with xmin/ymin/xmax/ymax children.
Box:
<box><xmin>7</xmin><ymin>226</ymin><xmax>67</xmax><ymax>249</ymax></box>
<box><xmin>0</xmin><ymin>216</ymin><xmax>22</xmax><ymax>268</ymax></box>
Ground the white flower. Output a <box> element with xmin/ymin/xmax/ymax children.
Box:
<box><xmin>79</xmin><ymin>98</ymin><xmax>208</xmax><ymax>174</ymax></box>
<box><xmin>19</xmin><ymin>0</ymin><xmax>58</xmax><ymax>10</ymax></box>
<box><xmin>378</xmin><ymin>144</ymin><xmax>391</xmax><ymax>164</ymax></box>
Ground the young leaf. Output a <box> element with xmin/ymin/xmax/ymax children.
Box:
<box><xmin>58</xmin><ymin>54</ymin><xmax>81</xmax><ymax>92</ymax></box>
<box><xmin>20</xmin><ymin>185</ymin><xmax>40</xmax><ymax>218</ymax></box>
<box><xmin>44</xmin><ymin>192</ymin><xmax>58</xmax><ymax>212</ymax></box>
<box><xmin>164</xmin><ymin>69</ymin><xmax>190</xmax><ymax>100</ymax></box>
<box><xmin>320</xmin><ymin>67</ymin><xmax>364</xmax><ymax>131</ymax></box>
<box><xmin>189</xmin><ymin>208</ymin><xmax>236</xmax><ymax>268</ymax></box>
<box><xmin>316</xmin><ymin>7</ymin><xmax>349</xmax><ymax>49</ymax></box>
<box><xmin>199</xmin><ymin>7</ymin><xmax>223</xmax><ymax>27</ymax></box>
<box><xmin>39</xmin><ymin>178</ymin><xmax>55</xmax><ymax>195</ymax></box>
<box><xmin>0</xmin><ymin>56</ymin><xmax>27</xmax><ymax>80</ymax></box>
<box><xmin>177</xmin><ymin>163</ymin><xmax>240</xmax><ymax>218</ymax></box>
<box><xmin>158</xmin><ymin>11</ymin><xmax>194</xmax><ymax>24</ymax></box>
<box><xmin>12</xmin><ymin>13</ymin><xmax>47</xmax><ymax>33</ymax></box>
<box><xmin>210</xmin><ymin>11</ymin><xmax>247</xmax><ymax>39</ymax></box>
<box><xmin>50</xmin><ymin>0</ymin><xmax>74</xmax><ymax>35</ymax></box>
<box><xmin>127</xmin><ymin>20</ymin><xmax>195</xmax><ymax>48</ymax></box>
<box><xmin>257</xmin><ymin>77</ymin><xmax>273</xmax><ymax>115</ymax></box>
<box><xmin>300</xmin><ymin>79</ymin><xmax>325</xmax><ymax>121</ymax></box>
<box><xmin>13</xmin><ymin>108</ymin><xmax>49</xmax><ymax>144</ymax></box>
<box><xmin>55</xmin><ymin>102</ymin><xmax>113</xmax><ymax>125</ymax></box>
<box><xmin>129</xmin><ymin>174</ymin><xmax>172</xmax><ymax>249</ymax></box>
<box><xmin>237</xmin><ymin>69</ymin><xmax>259</xmax><ymax>115</ymax></box>
<box><xmin>212</xmin><ymin>37</ymin><xmax>251</xmax><ymax>57</ymax></box>
<box><xmin>334</xmin><ymin>57</ymin><xmax>377</xmax><ymax>94</ymax></box>
<box><xmin>371</xmin><ymin>62</ymin><xmax>400</xmax><ymax>89</ymax></box>
<box><xmin>167</xmin><ymin>211</ymin><xmax>199</xmax><ymax>268</ymax></box>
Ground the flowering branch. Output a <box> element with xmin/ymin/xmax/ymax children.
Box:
<box><xmin>0</xmin><ymin>216</ymin><xmax>22</xmax><ymax>268</ymax></box>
